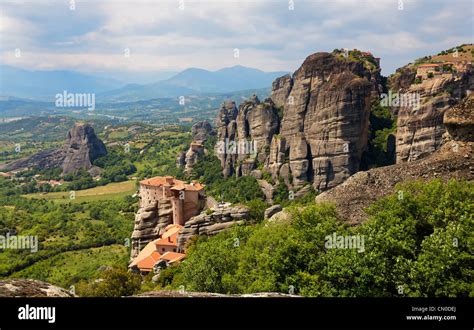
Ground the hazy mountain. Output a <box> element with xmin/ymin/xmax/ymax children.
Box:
<box><xmin>0</xmin><ymin>65</ymin><xmax>287</xmax><ymax>103</ymax></box>
<box><xmin>0</xmin><ymin>65</ymin><xmax>125</xmax><ymax>101</ymax></box>
<box><xmin>99</xmin><ymin>65</ymin><xmax>289</xmax><ymax>102</ymax></box>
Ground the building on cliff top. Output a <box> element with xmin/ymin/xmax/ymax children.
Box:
<box><xmin>139</xmin><ymin>175</ymin><xmax>205</xmax><ymax>226</ymax></box>
<box><xmin>129</xmin><ymin>224</ymin><xmax>186</xmax><ymax>273</ymax></box>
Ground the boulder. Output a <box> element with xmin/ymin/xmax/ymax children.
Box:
<box><xmin>264</xmin><ymin>204</ymin><xmax>282</xmax><ymax>219</ymax></box>
<box><xmin>0</xmin><ymin>279</ymin><xmax>74</xmax><ymax>297</ymax></box>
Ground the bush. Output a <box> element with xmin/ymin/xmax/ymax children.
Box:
<box><xmin>168</xmin><ymin>179</ymin><xmax>472</xmax><ymax>297</ymax></box>
<box><xmin>78</xmin><ymin>267</ymin><xmax>142</xmax><ymax>297</ymax></box>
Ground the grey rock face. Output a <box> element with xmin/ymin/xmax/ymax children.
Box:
<box><xmin>264</xmin><ymin>204</ymin><xmax>282</xmax><ymax>219</ymax></box>
<box><xmin>191</xmin><ymin>120</ymin><xmax>214</xmax><ymax>142</ymax></box>
<box><xmin>177</xmin><ymin>205</ymin><xmax>250</xmax><ymax>251</ymax></box>
<box><xmin>61</xmin><ymin>123</ymin><xmax>107</xmax><ymax>175</ymax></box>
<box><xmin>213</xmin><ymin>52</ymin><xmax>379</xmax><ymax>193</ymax></box>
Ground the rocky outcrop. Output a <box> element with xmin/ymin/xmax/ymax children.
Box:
<box><xmin>61</xmin><ymin>123</ymin><xmax>107</xmax><ymax>175</ymax></box>
<box><xmin>443</xmin><ymin>94</ymin><xmax>474</xmax><ymax>142</ymax></box>
<box><xmin>271</xmin><ymin>74</ymin><xmax>293</xmax><ymax>109</ymax></box>
<box><xmin>177</xmin><ymin>120</ymin><xmax>214</xmax><ymax>174</ymax></box>
<box><xmin>184</xmin><ymin>143</ymin><xmax>205</xmax><ymax>174</ymax></box>
<box><xmin>0</xmin><ymin>279</ymin><xmax>74</xmax><ymax>297</ymax></box>
<box><xmin>130</xmin><ymin>200</ymin><xmax>173</xmax><ymax>258</ymax></box>
<box><xmin>214</xmin><ymin>51</ymin><xmax>381</xmax><ymax>193</ymax></box>
<box><xmin>395</xmin><ymin>71</ymin><xmax>472</xmax><ymax>163</ymax></box>
<box><xmin>388</xmin><ymin>66</ymin><xmax>417</xmax><ymax>93</ymax></box>
<box><xmin>176</xmin><ymin>151</ymin><xmax>186</xmax><ymax>167</ymax></box>
<box><xmin>1</xmin><ymin>123</ymin><xmax>107</xmax><ymax>175</ymax></box>
<box><xmin>215</xmin><ymin>96</ymin><xmax>279</xmax><ymax>178</ymax></box>
<box><xmin>316</xmin><ymin>140</ymin><xmax>473</xmax><ymax>225</ymax></box>
<box><xmin>264</xmin><ymin>204</ymin><xmax>282</xmax><ymax>219</ymax></box>
<box><xmin>177</xmin><ymin>205</ymin><xmax>250</xmax><ymax>251</ymax></box>
<box><xmin>258</xmin><ymin>179</ymin><xmax>274</xmax><ymax>203</ymax></box>
<box><xmin>191</xmin><ymin>120</ymin><xmax>214</xmax><ymax>142</ymax></box>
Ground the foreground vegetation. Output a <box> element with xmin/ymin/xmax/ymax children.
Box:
<box><xmin>149</xmin><ymin>180</ymin><xmax>473</xmax><ymax>297</ymax></box>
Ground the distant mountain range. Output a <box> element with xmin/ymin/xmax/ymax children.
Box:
<box><xmin>0</xmin><ymin>65</ymin><xmax>288</xmax><ymax>102</ymax></box>
<box><xmin>0</xmin><ymin>66</ymin><xmax>125</xmax><ymax>101</ymax></box>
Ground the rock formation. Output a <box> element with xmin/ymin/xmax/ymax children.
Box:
<box><xmin>390</xmin><ymin>45</ymin><xmax>474</xmax><ymax>164</ymax></box>
<box><xmin>214</xmin><ymin>50</ymin><xmax>382</xmax><ymax>192</ymax></box>
<box><xmin>191</xmin><ymin>120</ymin><xmax>214</xmax><ymax>142</ymax></box>
<box><xmin>1</xmin><ymin>123</ymin><xmax>107</xmax><ymax>175</ymax></box>
<box><xmin>130</xmin><ymin>200</ymin><xmax>173</xmax><ymax>258</ymax></box>
<box><xmin>177</xmin><ymin>205</ymin><xmax>250</xmax><ymax>251</ymax></box>
<box><xmin>61</xmin><ymin>123</ymin><xmax>107</xmax><ymax>175</ymax></box>
<box><xmin>177</xmin><ymin>120</ymin><xmax>214</xmax><ymax>174</ymax></box>
<box><xmin>315</xmin><ymin>140</ymin><xmax>473</xmax><ymax>225</ymax></box>
<box><xmin>443</xmin><ymin>94</ymin><xmax>474</xmax><ymax>142</ymax></box>
<box><xmin>264</xmin><ymin>204</ymin><xmax>282</xmax><ymax>220</ymax></box>
<box><xmin>0</xmin><ymin>279</ymin><xmax>75</xmax><ymax>297</ymax></box>
<box><xmin>395</xmin><ymin>70</ymin><xmax>472</xmax><ymax>163</ymax></box>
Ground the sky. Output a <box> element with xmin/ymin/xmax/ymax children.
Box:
<box><xmin>0</xmin><ymin>0</ymin><xmax>472</xmax><ymax>80</ymax></box>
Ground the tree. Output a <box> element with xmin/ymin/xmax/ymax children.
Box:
<box><xmin>80</xmin><ymin>267</ymin><xmax>142</xmax><ymax>297</ymax></box>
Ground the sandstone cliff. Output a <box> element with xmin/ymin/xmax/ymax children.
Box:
<box><xmin>130</xmin><ymin>200</ymin><xmax>173</xmax><ymax>258</ymax></box>
<box><xmin>443</xmin><ymin>94</ymin><xmax>474</xmax><ymax>142</ymax></box>
<box><xmin>392</xmin><ymin>45</ymin><xmax>473</xmax><ymax>163</ymax></box>
<box><xmin>395</xmin><ymin>72</ymin><xmax>472</xmax><ymax>163</ymax></box>
<box><xmin>215</xmin><ymin>50</ymin><xmax>382</xmax><ymax>192</ymax></box>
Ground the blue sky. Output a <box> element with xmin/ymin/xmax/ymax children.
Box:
<box><xmin>0</xmin><ymin>0</ymin><xmax>472</xmax><ymax>79</ymax></box>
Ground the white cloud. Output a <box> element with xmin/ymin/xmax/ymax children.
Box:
<box><xmin>0</xmin><ymin>0</ymin><xmax>471</xmax><ymax>76</ymax></box>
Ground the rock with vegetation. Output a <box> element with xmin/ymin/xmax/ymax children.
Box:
<box><xmin>178</xmin><ymin>120</ymin><xmax>214</xmax><ymax>174</ymax></box>
<box><xmin>264</xmin><ymin>204</ymin><xmax>282</xmax><ymax>219</ymax></box>
<box><xmin>191</xmin><ymin>120</ymin><xmax>214</xmax><ymax>142</ymax></box>
<box><xmin>394</xmin><ymin>45</ymin><xmax>473</xmax><ymax>163</ymax></box>
<box><xmin>316</xmin><ymin>140</ymin><xmax>473</xmax><ymax>224</ymax></box>
<box><xmin>0</xmin><ymin>123</ymin><xmax>107</xmax><ymax>176</ymax></box>
<box><xmin>443</xmin><ymin>94</ymin><xmax>474</xmax><ymax>142</ymax></box>
<box><xmin>177</xmin><ymin>205</ymin><xmax>250</xmax><ymax>251</ymax></box>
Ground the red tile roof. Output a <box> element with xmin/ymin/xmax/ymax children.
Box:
<box><xmin>160</xmin><ymin>251</ymin><xmax>186</xmax><ymax>264</ymax></box>
<box><xmin>129</xmin><ymin>224</ymin><xmax>185</xmax><ymax>272</ymax></box>
<box><xmin>140</xmin><ymin>176</ymin><xmax>204</xmax><ymax>191</ymax></box>
<box><xmin>418</xmin><ymin>63</ymin><xmax>441</xmax><ymax>68</ymax></box>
